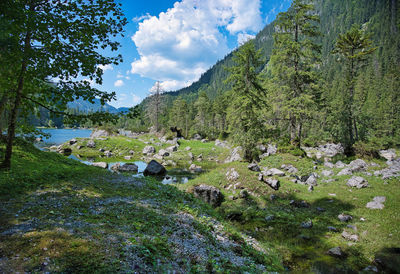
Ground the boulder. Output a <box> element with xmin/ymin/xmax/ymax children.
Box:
<box><xmin>87</xmin><ymin>140</ymin><xmax>96</xmax><ymax>148</ymax></box>
<box><xmin>379</xmin><ymin>149</ymin><xmax>397</xmax><ymax>161</ymax></box>
<box><xmin>226</xmin><ymin>168</ymin><xmax>239</xmax><ymax>181</ymax></box>
<box><xmin>69</xmin><ymin>138</ymin><xmax>77</xmax><ymax>145</ymax></box>
<box><xmin>267</xmin><ymin>144</ymin><xmax>277</xmax><ymax>155</ymax></box>
<box><xmin>335</xmin><ymin>161</ymin><xmax>346</xmax><ymax>169</ymax></box>
<box><xmin>341</xmin><ymin>231</ymin><xmax>359</xmax><ymax>242</ymax></box>
<box><xmin>338</xmin><ymin>214</ymin><xmax>353</xmax><ymax>222</ymax></box>
<box><xmin>185</xmin><ymin>146</ymin><xmax>192</xmax><ymax>151</ymax></box>
<box><xmin>90</xmin><ymin>129</ymin><xmax>110</xmax><ymax>138</ymax></box>
<box><xmin>77</xmin><ymin>145</ymin><xmax>83</xmax><ymax>150</ymax></box>
<box><xmin>366</xmin><ymin>196</ymin><xmax>386</xmax><ymax>210</ymax></box>
<box><xmin>225</xmin><ymin>146</ymin><xmax>243</xmax><ymax>163</ymax></box>
<box><xmin>301</xmin><ymin>220</ymin><xmax>313</xmax><ymax>229</ymax></box>
<box><xmin>324</xmin><ymin>162</ymin><xmax>335</xmax><ymax>169</ymax></box>
<box><xmin>346</xmin><ymin>176</ymin><xmax>368</xmax><ymax>188</ymax></box>
<box><xmin>327</xmin><ymin>247</ymin><xmax>344</xmax><ymax>258</ymax></box>
<box><xmin>188</xmin><ymin>152</ymin><xmax>194</xmax><ymax>161</ymax></box>
<box><xmin>104</xmin><ymin>151</ymin><xmax>113</xmax><ymax>158</ymax></box>
<box><xmin>281</xmin><ymin>164</ymin><xmax>298</xmax><ymax>174</ymax></box>
<box><xmin>257</xmin><ymin>144</ymin><xmax>267</xmax><ymax>153</ymax></box>
<box><xmin>166</xmin><ymin>145</ymin><xmax>178</xmax><ymax>152</ymax></box>
<box><xmin>248</xmin><ymin>163</ymin><xmax>261</xmax><ymax>172</ymax></box>
<box><xmin>189</xmin><ymin>164</ymin><xmax>203</xmax><ymax>173</ymax></box>
<box><xmin>142</xmin><ymin>145</ymin><xmax>156</xmax><ymax>155</ymax></box>
<box><xmin>92</xmin><ymin>162</ymin><xmax>108</xmax><ymax>169</ymax></box>
<box><xmin>143</xmin><ymin>160</ymin><xmax>166</xmax><ymax>176</ymax></box>
<box><xmin>201</xmin><ymin>139</ymin><xmax>208</xmax><ymax>143</ymax></box>
<box><xmin>264</xmin><ymin>168</ymin><xmax>285</xmax><ymax>177</ymax></box>
<box><xmin>124</xmin><ymin>156</ymin><xmax>133</xmax><ymax>160</ymax></box>
<box><xmin>59</xmin><ymin>148</ymin><xmax>72</xmax><ymax>155</ymax></box>
<box><xmin>374</xmin><ymin>158</ymin><xmax>400</xmax><ymax>179</ymax></box>
<box><xmin>305</xmin><ymin>174</ymin><xmax>318</xmax><ymax>186</ymax></box>
<box><xmin>193</xmin><ymin>133</ymin><xmax>202</xmax><ymax>140</ymax></box>
<box><xmin>215</xmin><ymin>139</ymin><xmax>230</xmax><ymax>148</ymax></box>
<box><xmin>193</xmin><ymin>185</ymin><xmax>224</xmax><ymax>207</ymax></box>
<box><xmin>348</xmin><ymin>159</ymin><xmax>368</xmax><ymax>172</ymax></box>
<box><xmin>337</xmin><ymin>168</ymin><xmax>353</xmax><ymax>176</ymax></box>
<box><xmin>197</xmin><ymin>153</ymin><xmax>203</xmax><ymax>161</ymax></box>
<box><xmin>263</xmin><ymin>178</ymin><xmax>280</xmax><ymax>191</ymax></box>
<box><xmin>158</xmin><ymin>149</ymin><xmax>170</xmax><ymax>157</ymax></box>
<box><xmin>303</xmin><ymin>143</ymin><xmax>344</xmax><ymax>159</ymax></box>
<box><xmin>321</xmin><ymin>170</ymin><xmax>334</xmax><ymax>177</ymax></box>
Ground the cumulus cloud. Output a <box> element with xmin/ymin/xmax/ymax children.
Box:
<box><xmin>114</xmin><ymin>79</ymin><xmax>124</xmax><ymax>87</ymax></box>
<box><xmin>131</xmin><ymin>0</ymin><xmax>263</xmax><ymax>91</ymax></box>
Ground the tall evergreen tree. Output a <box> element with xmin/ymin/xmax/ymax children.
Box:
<box><xmin>332</xmin><ymin>25</ymin><xmax>376</xmax><ymax>154</ymax></box>
<box><xmin>270</xmin><ymin>0</ymin><xmax>322</xmax><ymax>147</ymax></box>
<box><xmin>226</xmin><ymin>40</ymin><xmax>266</xmax><ymax>161</ymax></box>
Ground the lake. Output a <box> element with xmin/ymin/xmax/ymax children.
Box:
<box><xmin>37</xmin><ymin>128</ymin><xmax>92</xmax><ymax>146</ymax></box>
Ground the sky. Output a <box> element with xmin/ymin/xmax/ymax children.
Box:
<box><xmin>93</xmin><ymin>0</ymin><xmax>292</xmax><ymax>109</ymax></box>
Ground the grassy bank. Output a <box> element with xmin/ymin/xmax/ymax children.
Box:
<box><xmin>0</xmin><ymin>139</ymin><xmax>282</xmax><ymax>273</ymax></box>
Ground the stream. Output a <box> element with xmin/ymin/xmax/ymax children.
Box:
<box><xmin>35</xmin><ymin>128</ymin><xmax>195</xmax><ymax>184</ymax></box>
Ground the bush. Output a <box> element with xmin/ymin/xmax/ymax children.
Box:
<box><xmin>353</xmin><ymin>141</ymin><xmax>381</xmax><ymax>159</ymax></box>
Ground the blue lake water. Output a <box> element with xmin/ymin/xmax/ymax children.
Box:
<box><xmin>38</xmin><ymin>128</ymin><xmax>92</xmax><ymax>146</ymax></box>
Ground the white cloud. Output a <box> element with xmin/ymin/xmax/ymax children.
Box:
<box><xmin>132</xmin><ymin>13</ymin><xmax>151</xmax><ymax>22</ymax></box>
<box><xmin>117</xmin><ymin>73</ymin><xmax>124</xmax><ymax>78</ymax></box>
<box><xmin>97</xmin><ymin>64</ymin><xmax>113</xmax><ymax>72</ymax></box>
<box><xmin>114</xmin><ymin>79</ymin><xmax>124</xmax><ymax>87</ymax></box>
<box><xmin>131</xmin><ymin>0</ymin><xmax>263</xmax><ymax>91</ymax></box>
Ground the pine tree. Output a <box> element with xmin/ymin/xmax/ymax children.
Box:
<box><xmin>270</xmin><ymin>0</ymin><xmax>322</xmax><ymax>146</ymax></box>
<box><xmin>332</xmin><ymin>25</ymin><xmax>376</xmax><ymax>154</ymax></box>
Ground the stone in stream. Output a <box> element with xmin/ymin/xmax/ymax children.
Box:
<box><xmin>143</xmin><ymin>160</ymin><xmax>166</xmax><ymax>176</ymax></box>
<box><xmin>193</xmin><ymin>184</ymin><xmax>223</xmax><ymax>207</ymax></box>
<box><xmin>346</xmin><ymin>176</ymin><xmax>369</xmax><ymax>189</ymax></box>
<box><xmin>92</xmin><ymin>162</ymin><xmax>108</xmax><ymax>169</ymax></box>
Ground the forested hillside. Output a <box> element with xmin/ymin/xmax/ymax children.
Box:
<box><xmin>131</xmin><ymin>0</ymin><xmax>399</xmax><ymax>157</ymax></box>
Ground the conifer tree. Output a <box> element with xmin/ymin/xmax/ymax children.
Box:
<box><xmin>226</xmin><ymin>40</ymin><xmax>266</xmax><ymax>161</ymax></box>
<box><xmin>270</xmin><ymin>0</ymin><xmax>321</xmax><ymax>146</ymax></box>
<box><xmin>332</xmin><ymin>25</ymin><xmax>376</xmax><ymax>154</ymax></box>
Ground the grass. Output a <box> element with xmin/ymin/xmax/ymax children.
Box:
<box><xmin>178</xmin><ymin>154</ymin><xmax>400</xmax><ymax>272</ymax></box>
<box><xmin>0</xmin><ymin>138</ymin><xmax>282</xmax><ymax>273</ymax></box>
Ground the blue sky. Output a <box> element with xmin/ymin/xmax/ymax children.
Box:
<box><xmin>94</xmin><ymin>0</ymin><xmax>291</xmax><ymax>109</ymax></box>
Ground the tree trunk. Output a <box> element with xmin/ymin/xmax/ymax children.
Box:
<box><xmin>0</xmin><ymin>93</ymin><xmax>9</xmax><ymax>138</ymax></box>
<box><xmin>1</xmin><ymin>29</ymin><xmax>32</xmax><ymax>169</ymax></box>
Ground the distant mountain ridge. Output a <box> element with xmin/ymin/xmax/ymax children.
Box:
<box><xmin>67</xmin><ymin>98</ymin><xmax>128</xmax><ymax>114</ymax></box>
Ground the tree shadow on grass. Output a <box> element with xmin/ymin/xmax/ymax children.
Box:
<box><xmin>220</xmin><ymin>192</ymin><xmax>373</xmax><ymax>272</ymax></box>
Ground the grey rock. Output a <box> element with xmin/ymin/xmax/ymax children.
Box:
<box><xmin>77</xmin><ymin>145</ymin><xmax>83</xmax><ymax>150</ymax></box>
<box><xmin>335</xmin><ymin>161</ymin><xmax>346</xmax><ymax>169</ymax></box>
<box><xmin>166</xmin><ymin>145</ymin><xmax>178</xmax><ymax>152</ymax></box>
<box><xmin>327</xmin><ymin>247</ymin><xmax>344</xmax><ymax>258</ymax></box>
<box><xmin>193</xmin><ymin>133</ymin><xmax>202</xmax><ymax>140</ymax></box>
<box><xmin>301</xmin><ymin>220</ymin><xmax>313</xmax><ymax>228</ymax></box>
<box><xmin>316</xmin><ymin>207</ymin><xmax>325</xmax><ymax>212</ymax></box>
<box><xmin>143</xmin><ymin>160</ymin><xmax>166</xmax><ymax>176</ymax></box>
<box><xmin>265</xmin><ymin>215</ymin><xmax>275</xmax><ymax>221</ymax></box>
<box><xmin>92</xmin><ymin>162</ymin><xmax>108</xmax><ymax>169</ymax></box>
<box><xmin>327</xmin><ymin>226</ymin><xmax>338</xmax><ymax>232</ymax></box>
<box><xmin>341</xmin><ymin>231</ymin><xmax>359</xmax><ymax>242</ymax></box>
<box><xmin>201</xmin><ymin>139</ymin><xmax>208</xmax><ymax>143</ymax></box>
<box><xmin>196</xmin><ymin>153</ymin><xmax>203</xmax><ymax>161</ymax></box>
<box><xmin>185</xmin><ymin>146</ymin><xmax>192</xmax><ymax>151</ymax></box>
<box><xmin>264</xmin><ymin>178</ymin><xmax>280</xmax><ymax>191</ymax></box>
<box><xmin>321</xmin><ymin>170</ymin><xmax>334</xmax><ymax>177</ymax></box>
<box><xmin>267</xmin><ymin>144</ymin><xmax>277</xmax><ymax>155</ymax></box>
<box><xmin>346</xmin><ymin>176</ymin><xmax>369</xmax><ymax>188</ymax></box>
<box><xmin>248</xmin><ymin>163</ymin><xmax>261</xmax><ymax>172</ymax></box>
<box><xmin>215</xmin><ymin>139</ymin><xmax>230</xmax><ymax>148</ymax></box>
<box><xmin>142</xmin><ymin>145</ymin><xmax>156</xmax><ymax>155</ymax></box>
<box><xmin>98</xmin><ymin>148</ymin><xmax>105</xmax><ymax>152</ymax></box>
<box><xmin>69</xmin><ymin>138</ymin><xmax>77</xmax><ymax>145</ymax></box>
<box><xmin>306</xmin><ymin>174</ymin><xmax>318</xmax><ymax>186</ymax></box>
<box><xmin>225</xmin><ymin>146</ymin><xmax>243</xmax><ymax>163</ymax></box>
<box><xmin>90</xmin><ymin>129</ymin><xmax>110</xmax><ymax>138</ymax></box>
<box><xmin>348</xmin><ymin>159</ymin><xmax>368</xmax><ymax>172</ymax></box>
<box><xmin>366</xmin><ymin>196</ymin><xmax>386</xmax><ymax>210</ymax></box>
<box><xmin>281</xmin><ymin>164</ymin><xmax>298</xmax><ymax>173</ymax></box>
<box><xmin>104</xmin><ymin>150</ymin><xmax>113</xmax><ymax>158</ymax></box>
<box><xmin>188</xmin><ymin>152</ymin><xmax>194</xmax><ymax>160</ymax></box>
<box><xmin>112</xmin><ymin>163</ymin><xmax>138</xmax><ymax>172</ymax></box>
<box><xmin>264</xmin><ymin>168</ymin><xmax>285</xmax><ymax>177</ymax></box>
<box><xmin>87</xmin><ymin>140</ymin><xmax>96</xmax><ymax>148</ymax></box>
<box><xmin>193</xmin><ymin>184</ymin><xmax>223</xmax><ymax>207</ymax></box>
<box><xmin>337</xmin><ymin>168</ymin><xmax>353</xmax><ymax>176</ymax></box>
<box><xmin>226</xmin><ymin>168</ymin><xmax>239</xmax><ymax>181</ymax></box>
<box><xmin>124</xmin><ymin>155</ymin><xmax>133</xmax><ymax>160</ymax></box>
<box><xmin>363</xmin><ymin>266</ymin><xmax>378</xmax><ymax>272</ymax></box>
<box><xmin>189</xmin><ymin>164</ymin><xmax>202</xmax><ymax>173</ymax></box>
<box><xmin>338</xmin><ymin>214</ymin><xmax>353</xmax><ymax>222</ymax></box>
<box><xmin>59</xmin><ymin>148</ymin><xmax>72</xmax><ymax>155</ymax></box>
<box><xmin>379</xmin><ymin>149</ymin><xmax>397</xmax><ymax>161</ymax></box>
<box><xmin>308</xmin><ymin>185</ymin><xmax>314</xmax><ymax>192</ymax></box>
<box><xmin>158</xmin><ymin>149</ymin><xmax>170</xmax><ymax>157</ymax></box>
<box><xmin>257</xmin><ymin>144</ymin><xmax>267</xmax><ymax>152</ymax></box>
<box><xmin>324</xmin><ymin>162</ymin><xmax>335</xmax><ymax>168</ymax></box>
